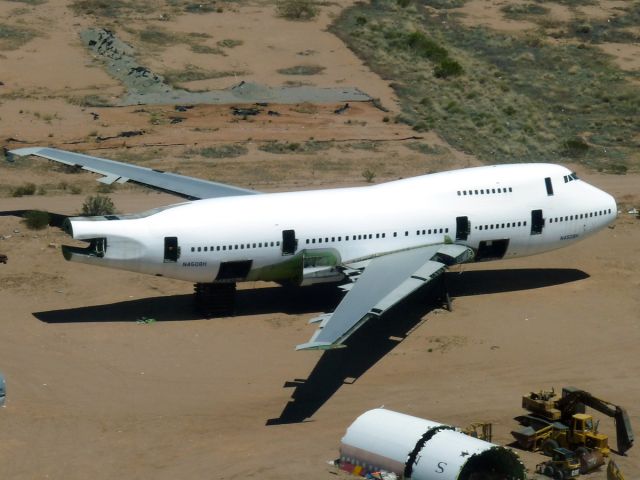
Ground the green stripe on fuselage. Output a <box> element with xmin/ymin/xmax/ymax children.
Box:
<box><xmin>246</xmin><ymin>248</ymin><xmax>341</xmax><ymax>284</ymax></box>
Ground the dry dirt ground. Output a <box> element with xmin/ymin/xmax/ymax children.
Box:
<box><xmin>0</xmin><ymin>1</ymin><xmax>639</xmax><ymax>479</ymax></box>
<box><xmin>1</xmin><ymin>178</ymin><xmax>639</xmax><ymax>480</ymax></box>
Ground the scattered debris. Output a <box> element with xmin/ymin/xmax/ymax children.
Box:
<box><xmin>334</xmin><ymin>103</ymin><xmax>350</xmax><ymax>114</ymax></box>
<box><xmin>267</xmin><ymin>110</ymin><xmax>281</xmax><ymax>116</ymax></box>
<box><xmin>231</xmin><ymin>106</ymin><xmax>261</xmax><ymax>116</ymax></box>
<box><xmin>136</xmin><ymin>316</ymin><xmax>156</xmax><ymax>324</ymax></box>
<box><xmin>175</xmin><ymin>105</ymin><xmax>194</xmax><ymax>112</ymax></box>
<box><xmin>0</xmin><ymin>254</ymin><xmax>7</xmax><ymax>264</ymax></box>
<box><xmin>81</xmin><ymin>28</ymin><xmax>370</xmax><ymax>106</ymax></box>
<box><xmin>0</xmin><ymin>81</ymin><xmax>4</xmax><ymax>86</ymax></box>
<box><xmin>169</xmin><ymin>117</ymin><xmax>185</xmax><ymax>124</ymax></box>
<box><xmin>0</xmin><ymin>372</ymin><xmax>5</xmax><ymax>407</ymax></box>
<box><xmin>5</xmin><ymin>137</ymin><xmax>30</xmax><ymax>144</ymax></box>
<box><xmin>96</xmin><ymin>130</ymin><xmax>145</xmax><ymax>141</ymax></box>
<box><xmin>90</xmin><ymin>112</ymin><xmax>100</xmax><ymax>120</ymax></box>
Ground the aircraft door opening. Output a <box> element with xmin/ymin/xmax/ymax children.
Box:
<box><xmin>164</xmin><ymin>236</ymin><xmax>180</xmax><ymax>262</ymax></box>
<box><xmin>476</xmin><ymin>239</ymin><xmax>509</xmax><ymax>261</ymax></box>
<box><xmin>544</xmin><ymin>177</ymin><xmax>554</xmax><ymax>196</ymax></box>
<box><xmin>282</xmin><ymin>229</ymin><xmax>298</xmax><ymax>255</ymax></box>
<box><xmin>456</xmin><ymin>216</ymin><xmax>470</xmax><ymax>241</ymax></box>
<box><xmin>530</xmin><ymin>209</ymin><xmax>544</xmax><ymax>235</ymax></box>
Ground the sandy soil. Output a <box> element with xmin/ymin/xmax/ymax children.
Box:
<box><xmin>575</xmin><ymin>1</ymin><xmax>630</xmax><ymax>20</ymax></box>
<box><xmin>598</xmin><ymin>43</ymin><xmax>640</xmax><ymax>72</ymax></box>
<box><xmin>0</xmin><ymin>174</ymin><xmax>638</xmax><ymax>480</ymax></box>
<box><xmin>1</xmin><ymin>1</ymin><xmax>639</xmax><ymax>479</ymax></box>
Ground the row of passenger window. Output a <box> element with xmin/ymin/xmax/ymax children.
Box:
<box><xmin>304</xmin><ymin>227</ymin><xmax>449</xmax><ymax>244</ymax></box>
<box><xmin>476</xmin><ymin>220</ymin><xmax>526</xmax><ymax>231</ymax></box>
<box><xmin>548</xmin><ymin>208</ymin><xmax>611</xmax><ymax>223</ymax></box>
<box><xmin>190</xmin><ymin>226</ymin><xmax>452</xmax><ymax>253</ymax></box>
<box><xmin>457</xmin><ymin>186</ymin><xmax>513</xmax><ymax>196</ymax></box>
<box><xmin>191</xmin><ymin>241</ymin><xmax>281</xmax><ymax>253</ymax></box>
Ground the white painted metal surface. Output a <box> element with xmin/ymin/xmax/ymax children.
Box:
<box><xmin>9</xmin><ymin>147</ymin><xmax>618</xmax><ymax>350</ymax></box>
<box><xmin>341</xmin><ymin>409</ymin><xmax>442</xmax><ymax>473</ymax></box>
<box><xmin>340</xmin><ymin>408</ymin><xmax>526</xmax><ymax>480</ymax></box>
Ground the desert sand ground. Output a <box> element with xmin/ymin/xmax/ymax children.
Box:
<box><xmin>1</xmin><ymin>179</ymin><xmax>638</xmax><ymax>480</ymax></box>
<box><xmin>1</xmin><ymin>1</ymin><xmax>639</xmax><ymax>479</ymax></box>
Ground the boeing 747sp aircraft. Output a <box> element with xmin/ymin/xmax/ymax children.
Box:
<box><xmin>8</xmin><ymin>147</ymin><xmax>617</xmax><ymax>350</ymax></box>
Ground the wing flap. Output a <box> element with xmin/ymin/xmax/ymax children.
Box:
<box><xmin>372</xmin><ymin>260</ymin><xmax>445</xmax><ymax>313</ymax></box>
<box><xmin>8</xmin><ymin>147</ymin><xmax>259</xmax><ymax>200</ymax></box>
<box><xmin>296</xmin><ymin>245</ymin><xmax>473</xmax><ymax>351</ymax></box>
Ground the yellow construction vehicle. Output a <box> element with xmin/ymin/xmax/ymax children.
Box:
<box><xmin>512</xmin><ymin>413</ymin><xmax>609</xmax><ymax>456</ymax></box>
<box><xmin>607</xmin><ymin>458</ymin><xmax>625</xmax><ymax>480</ymax></box>
<box><xmin>512</xmin><ymin>386</ymin><xmax>634</xmax><ymax>458</ymax></box>
<box><xmin>462</xmin><ymin>422</ymin><xmax>492</xmax><ymax>442</ymax></box>
<box><xmin>535</xmin><ymin>447</ymin><xmax>581</xmax><ymax>479</ymax></box>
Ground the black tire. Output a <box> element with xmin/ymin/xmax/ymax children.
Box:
<box><xmin>542</xmin><ymin>438</ymin><xmax>560</xmax><ymax>456</ymax></box>
<box><xmin>544</xmin><ymin>465</ymin><xmax>555</xmax><ymax>478</ymax></box>
<box><xmin>554</xmin><ymin>470</ymin><xmax>565</xmax><ymax>480</ymax></box>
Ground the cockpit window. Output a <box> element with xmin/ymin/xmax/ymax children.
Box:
<box><xmin>563</xmin><ymin>172</ymin><xmax>579</xmax><ymax>183</ymax></box>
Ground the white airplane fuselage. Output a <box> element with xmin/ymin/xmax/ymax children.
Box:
<box><xmin>63</xmin><ymin>163</ymin><xmax>616</xmax><ymax>284</ymax></box>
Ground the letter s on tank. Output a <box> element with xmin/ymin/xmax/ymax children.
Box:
<box><xmin>435</xmin><ymin>461</ymin><xmax>447</xmax><ymax>473</ymax></box>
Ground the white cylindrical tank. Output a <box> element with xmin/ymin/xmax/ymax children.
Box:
<box><xmin>340</xmin><ymin>409</ymin><xmax>525</xmax><ymax>480</ymax></box>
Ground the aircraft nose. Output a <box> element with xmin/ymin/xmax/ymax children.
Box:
<box><xmin>601</xmin><ymin>190</ymin><xmax>617</xmax><ymax>225</ymax></box>
<box><xmin>606</xmin><ymin>191</ymin><xmax>617</xmax><ymax>216</ymax></box>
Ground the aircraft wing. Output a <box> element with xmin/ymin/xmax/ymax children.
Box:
<box><xmin>296</xmin><ymin>244</ymin><xmax>474</xmax><ymax>351</ymax></box>
<box><xmin>7</xmin><ymin>147</ymin><xmax>258</xmax><ymax>200</ymax></box>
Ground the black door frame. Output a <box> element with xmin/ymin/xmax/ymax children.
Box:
<box><xmin>456</xmin><ymin>216</ymin><xmax>470</xmax><ymax>241</ymax></box>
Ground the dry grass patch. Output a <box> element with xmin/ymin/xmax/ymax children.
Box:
<box><xmin>275</xmin><ymin>0</ymin><xmax>319</xmax><ymax>21</ymax></box>
<box><xmin>277</xmin><ymin>65</ymin><xmax>325</xmax><ymax>75</ymax></box>
<box><xmin>7</xmin><ymin>0</ymin><xmax>47</xmax><ymax>4</ymax></box>
<box><xmin>259</xmin><ymin>140</ymin><xmax>331</xmax><ymax>154</ymax></box>
<box><xmin>0</xmin><ymin>23</ymin><xmax>39</xmax><ymax>50</ymax></box>
<box><xmin>186</xmin><ymin>145</ymin><xmax>248</xmax><ymax>159</ymax></box>
<box><xmin>333</xmin><ymin>0</ymin><xmax>640</xmax><ymax>171</ymax></box>
<box><xmin>191</xmin><ymin>44</ymin><xmax>224</xmax><ymax>55</ymax></box>
<box><xmin>217</xmin><ymin>38</ymin><xmax>243</xmax><ymax>48</ymax></box>
<box><xmin>69</xmin><ymin>0</ymin><xmax>155</xmax><ymax>18</ymax></box>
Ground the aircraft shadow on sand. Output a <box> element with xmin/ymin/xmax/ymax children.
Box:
<box><xmin>265</xmin><ymin>267</ymin><xmax>589</xmax><ymax>425</ymax></box>
<box><xmin>33</xmin><ymin>268</ymin><xmax>588</xmax><ymax>423</ymax></box>
<box><xmin>33</xmin><ymin>283</ymin><xmax>344</xmax><ymax>324</ymax></box>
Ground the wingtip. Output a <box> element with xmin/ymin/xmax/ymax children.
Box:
<box><xmin>6</xmin><ymin>146</ymin><xmax>43</xmax><ymax>162</ymax></box>
<box><xmin>295</xmin><ymin>341</ymin><xmax>345</xmax><ymax>351</ymax></box>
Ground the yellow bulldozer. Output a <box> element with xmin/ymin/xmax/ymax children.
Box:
<box><xmin>512</xmin><ymin>387</ymin><xmax>633</xmax><ymax>459</ymax></box>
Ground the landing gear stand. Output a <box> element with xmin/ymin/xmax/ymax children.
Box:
<box><xmin>441</xmin><ymin>276</ymin><xmax>452</xmax><ymax>312</ymax></box>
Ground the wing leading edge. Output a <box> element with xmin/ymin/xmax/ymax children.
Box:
<box><xmin>296</xmin><ymin>244</ymin><xmax>474</xmax><ymax>351</ymax></box>
<box><xmin>7</xmin><ymin>147</ymin><xmax>258</xmax><ymax>200</ymax></box>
